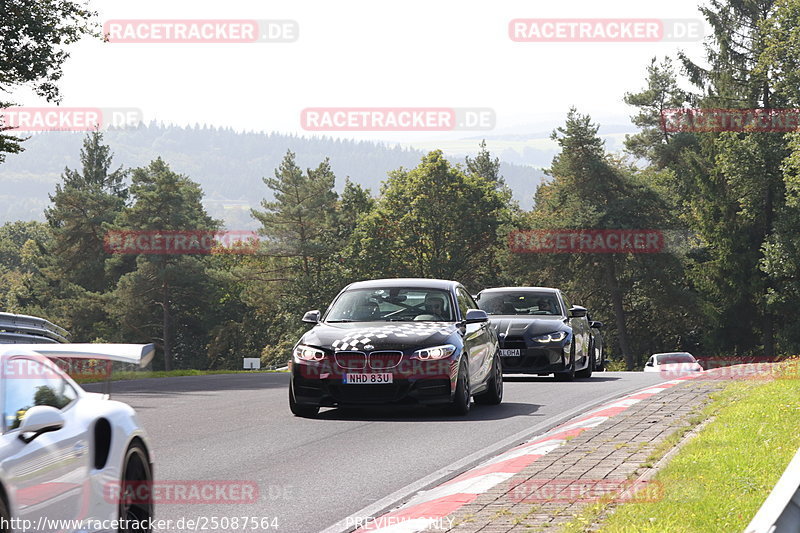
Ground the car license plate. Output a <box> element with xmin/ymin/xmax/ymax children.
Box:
<box><xmin>343</xmin><ymin>373</ymin><xmax>393</xmax><ymax>384</ymax></box>
<box><xmin>500</xmin><ymin>349</ymin><xmax>521</xmax><ymax>357</ymax></box>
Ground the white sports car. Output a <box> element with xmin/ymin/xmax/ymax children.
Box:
<box><xmin>643</xmin><ymin>351</ymin><xmax>703</xmax><ymax>374</ymax></box>
<box><xmin>0</xmin><ymin>343</ymin><xmax>155</xmax><ymax>533</ymax></box>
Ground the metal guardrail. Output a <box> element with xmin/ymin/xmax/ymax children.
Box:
<box><xmin>0</xmin><ymin>312</ymin><xmax>69</xmax><ymax>344</ymax></box>
<box><xmin>745</xmin><ymin>447</ymin><xmax>800</xmax><ymax>533</ymax></box>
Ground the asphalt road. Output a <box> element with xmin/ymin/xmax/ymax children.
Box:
<box><xmin>87</xmin><ymin>371</ymin><xmax>666</xmax><ymax>533</ymax></box>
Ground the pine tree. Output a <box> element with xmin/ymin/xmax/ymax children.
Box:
<box><xmin>111</xmin><ymin>158</ymin><xmax>218</xmax><ymax>370</ymax></box>
<box><xmin>523</xmin><ymin>109</ymin><xmax>688</xmax><ymax>369</ymax></box>
<box><xmin>251</xmin><ymin>150</ymin><xmax>339</xmax><ymax>305</ymax></box>
<box><xmin>46</xmin><ymin>131</ymin><xmax>128</xmax><ymax>292</ymax></box>
<box><xmin>670</xmin><ymin>0</ymin><xmax>784</xmax><ymax>356</ymax></box>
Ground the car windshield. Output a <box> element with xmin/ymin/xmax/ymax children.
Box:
<box><xmin>325</xmin><ymin>287</ymin><xmax>455</xmax><ymax>322</ymax></box>
<box><xmin>478</xmin><ymin>291</ymin><xmax>562</xmax><ymax>316</ymax></box>
<box><xmin>656</xmin><ymin>354</ymin><xmax>696</xmax><ymax>364</ymax></box>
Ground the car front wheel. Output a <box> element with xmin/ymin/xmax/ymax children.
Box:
<box><xmin>597</xmin><ymin>348</ymin><xmax>606</xmax><ymax>371</ymax></box>
<box><xmin>554</xmin><ymin>346</ymin><xmax>576</xmax><ymax>382</ymax></box>
<box><xmin>289</xmin><ymin>381</ymin><xmax>320</xmax><ymax>418</ymax></box>
<box><xmin>448</xmin><ymin>360</ymin><xmax>471</xmax><ymax>415</ymax></box>
<box><xmin>474</xmin><ymin>355</ymin><xmax>503</xmax><ymax>405</ymax></box>
<box><xmin>119</xmin><ymin>441</ymin><xmax>152</xmax><ymax>533</ymax></box>
<box><xmin>576</xmin><ymin>350</ymin><xmax>594</xmax><ymax>379</ymax></box>
<box><xmin>575</xmin><ymin>343</ymin><xmax>595</xmax><ymax>379</ymax></box>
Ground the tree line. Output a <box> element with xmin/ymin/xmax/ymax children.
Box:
<box><xmin>3</xmin><ymin>0</ymin><xmax>800</xmax><ymax>369</ymax></box>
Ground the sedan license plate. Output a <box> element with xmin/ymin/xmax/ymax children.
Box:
<box><xmin>500</xmin><ymin>349</ymin><xmax>521</xmax><ymax>357</ymax></box>
<box><xmin>343</xmin><ymin>373</ymin><xmax>393</xmax><ymax>384</ymax></box>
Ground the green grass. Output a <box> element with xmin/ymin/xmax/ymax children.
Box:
<box><xmin>73</xmin><ymin>368</ymin><xmax>287</xmax><ymax>384</ymax></box>
<box><xmin>588</xmin><ymin>362</ymin><xmax>800</xmax><ymax>533</ymax></box>
<box><xmin>604</xmin><ymin>359</ymin><xmax>629</xmax><ymax>371</ymax></box>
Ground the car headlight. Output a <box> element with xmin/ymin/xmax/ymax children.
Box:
<box><xmin>532</xmin><ymin>331</ymin><xmax>568</xmax><ymax>343</ymax></box>
<box><xmin>413</xmin><ymin>344</ymin><xmax>457</xmax><ymax>360</ymax></box>
<box><xmin>294</xmin><ymin>345</ymin><xmax>326</xmax><ymax>362</ymax></box>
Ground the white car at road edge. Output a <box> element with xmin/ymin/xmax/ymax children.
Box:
<box><xmin>0</xmin><ymin>343</ymin><xmax>155</xmax><ymax>533</ymax></box>
<box><xmin>643</xmin><ymin>351</ymin><xmax>703</xmax><ymax>374</ymax></box>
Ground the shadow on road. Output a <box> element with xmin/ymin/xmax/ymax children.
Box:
<box><xmin>83</xmin><ymin>372</ymin><xmax>290</xmax><ymax>396</ymax></box>
<box><xmin>504</xmin><ymin>375</ymin><xmax>621</xmax><ymax>383</ymax></box>
<box><xmin>314</xmin><ymin>401</ymin><xmax>541</xmax><ymax>422</ymax></box>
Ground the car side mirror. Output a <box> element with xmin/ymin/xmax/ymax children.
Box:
<box><xmin>302</xmin><ymin>310</ymin><xmax>321</xmax><ymax>324</ymax></box>
<box><xmin>464</xmin><ymin>309</ymin><xmax>489</xmax><ymax>324</ymax></box>
<box><xmin>18</xmin><ymin>406</ymin><xmax>65</xmax><ymax>443</ymax></box>
<box><xmin>569</xmin><ymin>305</ymin><xmax>587</xmax><ymax>318</ymax></box>
<box><xmin>645</xmin><ymin>361</ymin><xmax>654</xmax><ymax>367</ymax></box>
<box><xmin>589</xmin><ymin>321</ymin><xmax>604</xmax><ymax>329</ymax></box>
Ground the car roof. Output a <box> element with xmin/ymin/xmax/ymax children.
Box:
<box><xmin>652</xmin><ymin>352</ymin><xmax>693</xmax><ymax>357</ymax></box>
<box><xmin>478</xmin><ymin>287</ymin><xmax>559</xmax><ymax>293</ymax></box>
<box><xmin>344</xmin><ymin>278</ymin><xmax>460</xmax><ymax>291</ymax></box>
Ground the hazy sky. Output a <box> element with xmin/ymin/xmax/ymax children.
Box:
<box><xmin>9</xmin><ymin>0</ymin><xmax>711</xmax><ymax>144</ymax></box>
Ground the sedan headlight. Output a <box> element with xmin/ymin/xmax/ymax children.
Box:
<box><xmin>294</xmin><ymin>344</ymin><xmax>326</xmax><ymax>362</ymax></box>
<box><xmin>413</xmin><ymin>344</ymin><xmax>457</xmax><ymax>360</ymax></box>
<box><xmin>532</xmin><ymin>331</ymin><xmax>568</xmax><ymax>343</ymax></box>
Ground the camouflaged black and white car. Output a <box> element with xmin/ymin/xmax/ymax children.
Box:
<box><xmin>289</xmin><ymin>278</ymin><xmax>503</xmax><ymax>417</ymax></box>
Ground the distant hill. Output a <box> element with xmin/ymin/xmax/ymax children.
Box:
<box><xmin>0</xmin><ymin>124</ymin><xmax>546</xmax><ymax>228</ymax></box>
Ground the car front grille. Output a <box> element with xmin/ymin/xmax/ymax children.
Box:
<box><xmin>334</xmin><ymin>351</ymin><xmax>367</xmax><ymax>369</ymax></box>
<box><xmin>500</xmin><ymin>336</ymin><xmax>527</xmax><ymax>350</ymax></box>
<box><xmin>368</xmin><ymin>351</ymin><xmax>403</xmax><ymax>369</ymax></box>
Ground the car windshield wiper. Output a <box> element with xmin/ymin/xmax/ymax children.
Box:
<box><xmin>388</xmin><ymin>317</ymin><xmax>414</xmax><ymax>321</ymax></box>
<box><xmin>326</xmin><ymin>319</ymin><xmax>353</xmax><ymax>323</ymax></box>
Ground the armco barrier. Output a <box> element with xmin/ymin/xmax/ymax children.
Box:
<box><xmin>745</xmin><ymin>446</ymin><xmax>800</xmax><ymax>532</ymax></box>
<box><xmin>0</xmin><ymin>312</ymin><xmax>69</xmax><ymax>344</ymax></box>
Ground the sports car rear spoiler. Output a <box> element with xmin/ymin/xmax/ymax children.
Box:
<box><xmin>0</xmin><ymin>343</ymin><xmax>156</xmax><ymax>368</ymax></box>
<box><xmin>0</xmin><ymin>312</ymin><xmax>69</xmax><ymax>344</ymax></box>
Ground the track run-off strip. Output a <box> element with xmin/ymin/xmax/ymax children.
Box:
<box><xmin>346</xmin><ymin>379</ymin><xmax>690</xmax><ymax>533</ymax></box>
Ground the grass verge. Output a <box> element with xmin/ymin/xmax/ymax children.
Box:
<box><xmin>574</xmin><ymin>361</ymin><xmax>800</xmax><ymax>532</ymax></box>
<box><xmin>74</xmin><ymin>368</ymin><xmax>287</xmax><ymax>384</ymax></box>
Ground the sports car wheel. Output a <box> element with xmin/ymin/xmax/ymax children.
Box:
<box><xmin>576</xmin><ymin>351</ymin><xmax>594</xmax><ymax>379</ymax></box>
<box><xmin>289</xmin><ymin>381</ymin><xmax>320</xmax><ymax>418</ymax></box>
<box><xmin>554</xmin><ymin>346</ymin><xmax>576</xmax><ymax>382</ymax></box>
<box><xmin>119</xmin><ymin>442</ymin><xmax>152</xmax><ymax>533</ymax></box>
<box><xmin>448</xmin><ymin>360</ymin><xmax>471</xmax><ymax>415</ymax></box>
<box><xmin>597</xmin><ymin>348</ymin><xmax>606</xmax><ymax>371</ymax></box>
<box><xmin>474</xmin><ymin>355</ymin><xmax>503</xmax><ymax>405</ymax></box>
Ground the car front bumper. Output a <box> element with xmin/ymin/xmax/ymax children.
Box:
<box><xmin>291</xmin><ymin>357</ymin><xmax>459</xmax><ymax>406</ymax></box>
<box><xmin>497</xmin><ymin>342</ymin><xmax>569</xmax><ymax>374</ymax></box>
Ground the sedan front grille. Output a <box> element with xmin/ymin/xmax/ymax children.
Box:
<box><xmin>334</xmin><ymin>351</ymin><xmax>367</xmax><ymax>369</ymax></box>
<box><xmin>368</xmin><ymin>351</ymin><xmax>403</xmax><ymax>370</ymax></box>
<box><xmin>500</xmin><ymin>336</ymin><xmax>527</xmax><ymax>350</ymax></box>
